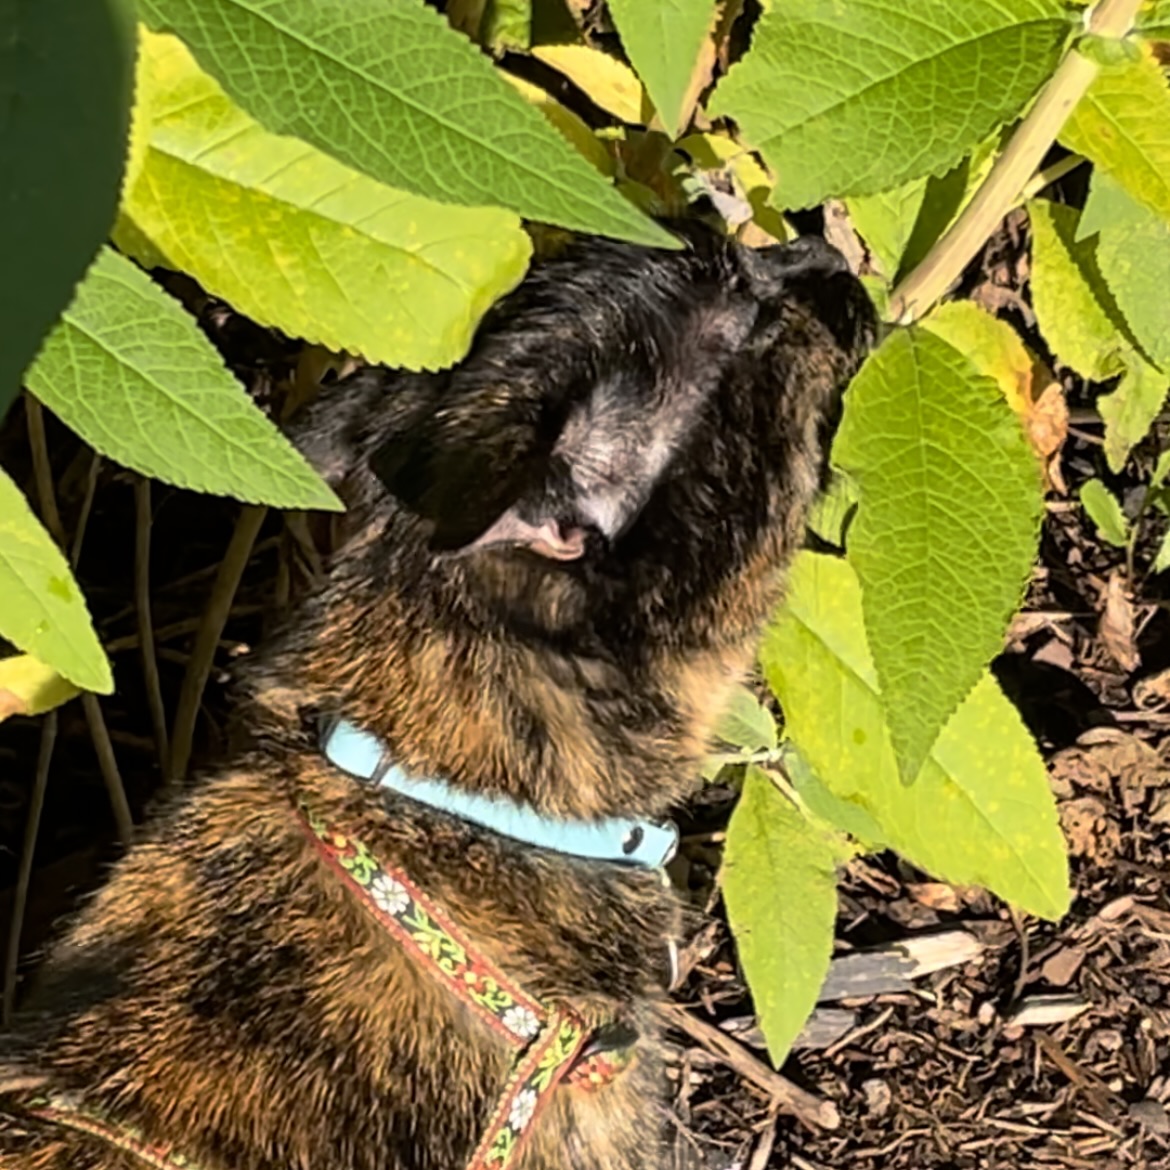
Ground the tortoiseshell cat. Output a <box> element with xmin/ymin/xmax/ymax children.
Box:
<box><xmin>0</xmin><ymin>223</ymin><xmax>872</xmax><ymax>1170</ymax></box>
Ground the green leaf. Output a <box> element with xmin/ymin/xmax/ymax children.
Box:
<box><xmin>607</xmin><ymin>0</ymin><xmax>717</xmax><ymax>138</ymax></box>
<box><xmin>531</xmin><ymin>44</ymin><xmax>646</xmax><ymax>123</ymax></box>
<box><xmin>25</xmin><ymin>248</ymin><xmax>341</xmax><ymax>511</ymax></box>
<box><xmin>1099</xmin><ymin>356</ymin><xmax>1169</xmax><ymax>472</ymax></box>
<box><xmin>1032</xmin><ymin>188</ymin><xmax>1170</xmax><ymax>470</ymax></box>
<box><xmin>1137</xmin><ymin>0</ymin><xmax>1170</xmax><ymax>40</ymax></box>
<box><xmin>846</xmin><ymin>178</ymin><xmax>929</xmax><ymax>282</ymax></box>
<box><xmin>0</xmin><ymin>0</ymin><xmax>136</xmax><ymax>418</ymax></box>
<box><xmin>779</xmin><ymin>742</ymin><xmax>889</xmax><ymax>851</ymax></box>
<box><xmin>1061</xmin><ymin>47</ymin><xmax>1170</xmax><ymax>225</ymax></box>
<box><xmin>0</xmin><ymin>469</ymin><xmax>112</xmax><ymax>694</ymax></box>
<box><xmin>1153</xmin><ymin>447</ymin><xmax>1170</xmax><ymax>489</ymax></box>
<box><xmin>723</xmin><ymin>766</ymin><xmax>839</xmax><ymax>1066</ymax></box>
<box><xmin>715</xmin><ymin>685</ymin><xmax>778</xmax><ymax>753</ymax></box>
<box><xmin>137</xmin><ymin>0</ymin><xmax>672</xmax><ymax>248</ymax></box>
<box><xmin>1028</xmin><ymin>198</ymin><xmax>1130</xmax><ymax>381</ymax></box>
<box><xmin>807</xmin><ymin>473</ymin><xmax>858</xmax><ymax>548</ymax></box>
<box><xmin>763</xmin><ymin>553</ymin><xmax>1070</xmax><ymax>920</ymax></box>
<box><xmin>1153</xmin><ymin>527</ymin><xmax>1170</xmax><ymax>574</ymax></box>
<box><xmin>483</xmin><ymin>0</ymin><xmax>530</xmax><ymax>54</ymax></box>
<box><xmin>709</xmin><ymin>0</ymin><xmax>1072</xmax><ymax>210</ymax></box>
<box><xmin>0</xmin><ymin>654</ymin><xmax>81</xmax><ymax>721</ymax></box>
<box><xmin>833</xmin><ymin>328</ymin><xmax>1043</xmax><ymax>785</ymax></box>
<box><xmin>125</xmin><ymin>32</ymin><xmax>531</xmax><ymax>373</ymax></box>
<box><xmin>1089</xmin><ymin>171</ymin><xmax>1170</xmax><ymax>371</ymax></box>
<box><xmin>1079</xmin><ymin>479</ymin><xmax>1130</xmax><ymax>547</ymax></box>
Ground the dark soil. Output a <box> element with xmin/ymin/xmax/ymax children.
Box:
<box><xmin>2</xmin><ymin>229</ymin><xmax>1170</xmax><ymax>1170</ymax></box>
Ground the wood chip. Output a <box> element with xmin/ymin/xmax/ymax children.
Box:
<box><xmin>1041</xmin><ymin>945</ymin><xmax>1087</xmax><ymax>988</ymax></box>
<box><xmin>817</xmin><ymin>930</ymin><xmax>984</xmax><ymax>1002</ymax></box>
<box><xmin>1006</xmin><ymin>994</ymin><xmax>1091</xmax><ymax>1027</ymax></box>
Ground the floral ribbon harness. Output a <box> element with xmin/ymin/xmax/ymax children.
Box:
<box><xmin>28</xmin><ymin>717</ymin><xmax>679</xmax><ymax>1170</ymax></box>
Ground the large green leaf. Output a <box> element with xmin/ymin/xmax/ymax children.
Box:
<box><xmin>763</xmin><ymin>553</ymin><xmax>1070</xmax><ymax>920</ymax></box>
<box><xmin>832</xmin><ymin>328</ymin><xmax>1043</xmax><ymax>786</ymax></box>
<box><xmin>136</xmin><ymin>0</ymin><xmax>672</xmax><ymax>247</ymax></box>
<box><xmin>723</xmin><ymin>766</ymin><xmax>839</xmax><ymax>1066</ymax></box>
<box><xmin>1088</xmin><ymin>172</ymin><xmax>1170</xmax><ymax>371</ymax></box>
<box><xmin>0</xmin><ymin>0</ymin><xmax>136</xmax><ymax>418</ymax></box>
<box><xmin>1061</xmin><ymin>47</ymin><xmax>1170</xmax><ymax>225</ymax></box>
<box><xmin>1028</xmin><ymin>198</ymin><xmax>1130</xmax><ymax>381</ymax></box>
<box><xmin>1030</xmin><ymin>196</ymin><xmax>1166</xmax><ymax>471</ymax></box>
<box><xmin>124</xmin><ymin>32</ymin><xmax>531</xmax><ymax>372</ymax></box>
<box><xmin>709</xmin><ymin>0</ymin><xmax>1071</xmax><ymax>209</ymax></box>
<box><xmin>25</xmin><ymin>248</ymin><xmax>341</xmax><ymax>511</ymax></box>
<box><xmin>0</xmin><ymin>469</ymin><xmax>112</xmax><ymax>694</ymax></box>
<box><xmin>607</xmin><ymin>0</ymin><xmax>717</xmax><ymax>138</ymax></box>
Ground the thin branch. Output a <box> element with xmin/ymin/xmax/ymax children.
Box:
<box><xmin>69</xmin><ymin>452</ymin><xmax>100</xmax><ymax>567</ymax></box>
<box><xmin>3</xmin><ymin>712</ymin><xmax>57</xmax><ymax>1026</ymax></box>
<box><xmin>24</xmin><ymin>402</ymin><xmax>135</xmax><ymax>845</ymax></box>
<box><xmin>889</xmin><ymin>0</ymin><xmax>1145</xmax><ymax>323</ymax></box>
<box><xmin>82</xmin><ymin>692</ymin><xmax>134</xmax><ymax>846</ymax></box>
<box><xmin>24</xmin><ymin>399</ymin><xmax>64</xmax><ymax>545</ymax></box>
<box><xmin>169</xmin><ymin>505</ymin><xmax>267</xmax><ymax>783</ymax></box>
<box><xmin>656</xmin><ymin>1001</ymin><xmax>840</xmax><ymax>1131</ymax></box>
<box><xmin>135</xmin><ymin>477</ymin><xmax>170</xmax><ymax>775</ymax></box>
<box><xmin>1018</xmin><ymin>152</ymin><xmax>1088</xmax><ymax>204</ymax></box>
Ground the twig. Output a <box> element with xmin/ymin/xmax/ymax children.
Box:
<box><xmin>135</xmin><ymin>477</ymin><xmax>170</xmax><ymax>775</ymax></box>
<box><xmin>24</xmin><ymin>399</ymin><xmax>65</xmax><ymax>545</ymax></box>
<box><xmin>1008</xmin><ymin>907</ymin><xmax>1032</xmax><ymax>1009</ymax></box>
<box><xmin>656</xmin><ymin>1001</ymin><xmax>840</xmax><ymax>1131</ymax></box>
<box><xmin>168</xmin><ymin>505</ymin><xmax>267</xmax><ymax>783</ymax></box>
<box><xmin>889</xmin><ymin>0</ymin><xmax>1145</xmax><ymax>323</ymax></box>
<box><xmin>25</xmin><ymin>402</ymin><xmax>135</xmax><ymax>846</ymax></box>
<box><xmin>1018</xmin><ymin>152</ymin><xmax>1089</xmax><ymax>204</ymax></box>
<box><xmin>2</xmin><ymin>712</ymin><xmax>58</xmax><ymax>1026</ymax></box>
<box><xmin>69</xmin><ymin>452</ymin><xmax>100</xmax><ymax>566</ymax></box>
<box><xmin>82</xmin><ymin>692</ymin><xmax>134</xmax><ymax>846</ymax></box>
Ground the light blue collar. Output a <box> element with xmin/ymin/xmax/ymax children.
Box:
<box><xmin>320</xmin><ymin>718</ymin><xmax>678</xmax><ymax>870</ymax></box>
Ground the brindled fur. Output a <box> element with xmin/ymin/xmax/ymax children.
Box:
<box><xmin>0</xmin><ymin>223</ymin><xmax>873</xmax><ymax>1170</ymax></box>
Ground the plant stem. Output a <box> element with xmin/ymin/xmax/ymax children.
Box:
<box><xmin>888</xmin><ymin>0</ymin><xmax>1144</xmax><ymax>323</ymax></box>
<box><xmin>168</xmin><ymin>504</ymin><xmax>267</xmax><ymax>783</ymax></box>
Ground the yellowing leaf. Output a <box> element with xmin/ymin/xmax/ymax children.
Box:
<box><xmin>125</xmin><ymin>31</ymin><xmax>532</xmax><ymax>372</ymax></box>
<box><xmin>0</xmin><ymin>654</ymin><xmax>81</xmax><ymax>722</ymax></box>
<box><xmin>532</xmin><ymin>44</ymin><xmax>646</xmax><ymax>123</ymax></box>
<box><xmin>137</xmin><ymin>0</ymin><xmax>671</xmax><ymax>246</ymax></box>
<box><xmin>676</xmin><ymin>133</ymin><xmax>792</xmax><ymax>242</ymax></box>
<box><xmin>502</xmin><ymin>72</ymin><xmax>614</xmax><ymax>175</ymax></box>
<box><xmin>1061</xmin><ymin>46</ymin><xmax>1170</xmax><ymax>224</ymax></box>
<box><xmin>763</xmin><ymin>554</ymin><xmax>1070</xmax><ymax>920</ymax></box>
<box><xmin>923</xmin><ymin>301</ymin><xmax>1067</xmax><ymax>473</ymax></box>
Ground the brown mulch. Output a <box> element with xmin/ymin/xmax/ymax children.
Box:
<box><xmin>2</xmin><ymin>221</ymin><xmax>1170</xmax><ymax>1170</ymax></box>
